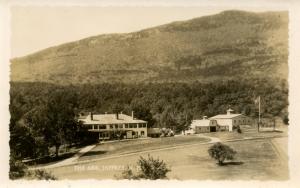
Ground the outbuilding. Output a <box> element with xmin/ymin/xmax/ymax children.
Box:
<box><xmin>190</xmin><ymin>116</ymin><xmax>218</xmax><ymax>133</ymax></box>
<box><xmin>209</xmin><ymin>109</ymin><xmax>253</xmax><ymax>132</ymax></box>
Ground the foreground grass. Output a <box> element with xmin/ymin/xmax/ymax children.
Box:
<box><xmin>48</xmin><ymin>136</ymin><xmax>288</xmax><ymax>180</ymax></box>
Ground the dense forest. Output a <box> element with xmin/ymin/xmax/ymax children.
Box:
<box><xmin>9</xmin><ymin>79</ymin><xmax>288</xmax><ymax>160</ymax></box>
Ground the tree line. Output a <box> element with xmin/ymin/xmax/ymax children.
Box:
<box><xmin>9</xmin><ymin>78</ymin><xmax>288</xmax><ymax>161</ymax></box>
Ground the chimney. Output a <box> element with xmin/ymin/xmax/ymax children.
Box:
<box><xmin>90</xmin><ymin>112</ymin><xmax>93</xmax><ymax>120</ymax></box>
<box><xmin>227</xmin><ymin>108</ymin><xmax>234</xmax><ymax>115</ymax></box>
<box><xmin>131</xmin><ymin>111</ymin><xmax>134</xmax><ymax>119</ymax></box>
<box><xmin>203</xmin><ymin>116</ymin><xmax>207</xmax><ymax>120</ymax></box>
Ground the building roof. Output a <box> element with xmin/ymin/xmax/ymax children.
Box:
<box><xmin>147</xmin><ymin>128</ymin><xmax>161</xmax><ymax>134</ymax></box>
<box><xmin>209</xmin><ymin>114</ymin><xmax>244</xmax><ymax>119</ymax></box>
<box><xmin>81</xmin><ymin>113</ymin><xmax>147</xmax><ymax>125</ymax></box>
<box><xmin>190</xmin><ymin>119</ymin><xmax>211</xmax><ymax>128</ymax></box>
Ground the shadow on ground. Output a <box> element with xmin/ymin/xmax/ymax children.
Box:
<box><xmin>257</xmin><ymin>131</ymin><xmax>284</xmax><ymax>134</ymax></box>
<box><xmin>25</xmin><ymin>152</ymin><xmax>77</xmax><ymax>166</ymax></box>
<box><xmin>220</xmin><ymin>161</ymin><xmax>244</xmax><ymax>166</ymax></box>
<box><xmin>81</xmin><ymin>151</ymin><xmax>107</xmax><ymax>157</ymax></box>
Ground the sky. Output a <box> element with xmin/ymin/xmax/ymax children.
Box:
<box><xmin>10</xmin><ymin>6</ymin><xmax>288</xmax><ymax>58</ymax></box>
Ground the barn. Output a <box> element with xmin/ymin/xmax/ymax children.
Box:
<box><xmin>209</xmin><ymin>109</ymin><xmax>253</xmax><ymax>132</ymax></box>
<box><xmin>183</xmin><ymin>116</ymin><xmax>218</xmax><ymax>134</ymax></box>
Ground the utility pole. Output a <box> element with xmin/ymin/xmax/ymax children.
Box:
<box><xmin>258</xmin><ymin>96</ymin><xmax>261</xmax><ymax>125</ymax></box>
<box><xmin>257</xmin><ymin>96</ymin><xmax>261</xmax><ymax>132</ymax></box>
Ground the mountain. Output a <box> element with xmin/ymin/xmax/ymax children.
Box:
<box><xmin>10</xmin><ymin>10</ymin><xmax>288</xmax><ymax>85</ymax></box>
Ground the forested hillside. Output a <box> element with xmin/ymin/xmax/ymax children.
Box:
<box><xmin>10</xmin><ymin>10</ymin><xmax>288</xmax><ymax>85</ymax></box>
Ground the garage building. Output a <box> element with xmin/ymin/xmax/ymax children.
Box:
<box><xmin>209</xmin><ymin>109</ymin><xmax>253</xmax><ymax>132</ymax></box>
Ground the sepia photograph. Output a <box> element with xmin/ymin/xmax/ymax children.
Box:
<box><xmin>1</xmin><ymin>0</ymin><xmax>300</xmax><ymax>187</ymax></box>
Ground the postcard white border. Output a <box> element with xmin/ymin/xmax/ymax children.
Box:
<box><xmin>1</xmin><ymin>0</ymin><xmax>300</xmax><ymax>188</ymax></box>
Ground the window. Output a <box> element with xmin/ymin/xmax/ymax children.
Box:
<box><xmin>138</xmin><ymin>124</ymin><xmax>142</xmax><ymax>128</ymax></box>
<box><xmin>119</xmin><ymin>124</ymin><xmax>123</xmax><ymax>128</ymax></box>
<box><xmin>125</xmin><ymin>124</ymin><xmax>128</xmax><ymax>128</ymax></box>
<box><xmin>110</xmin><ymin>125</ymin><xmax>113</xmax><ymax>129</ymax></box>
<box><xmin>129</xmin><ymin>124</ymin><xmax>133</xmax><ymax>128</ymax></box>
<box><xmin>143</xmin><ymin>124</ymin><xmax>147</xmax><ymax>128</ymax></box>
<box><xmin>234</xmin><ymin>120</ymin><xmax>236</xmax><ymax>123</ymax></box>
<box><xmin>133</xmin><ymin>124</ymin><xmax>137</xmax><ymax>128</ymax></box>
<box><xmin>141</xmin><ymin>131</ymin><xmax>145</xmax><ymax>136</ymax></box>
<box><xmin>114</xmin><ymin>124</ymin><xmax>118</xmax><ymax>129</ymax></box>
<box><xmin>99</xmin><ymin>125</ymin><xmax>106</xmax><ymax>129</ymax></box>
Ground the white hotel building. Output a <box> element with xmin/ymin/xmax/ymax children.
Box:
<box><xmin>79</xmin><ymin>112</ymin><xmax>147</xmax><ymax>140</ymax></box>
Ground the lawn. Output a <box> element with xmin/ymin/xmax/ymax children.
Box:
<box><xmin>177</xmin><ymin>138</ymin><xmax>288</xmax><ymax>180</ymax></box>
<box><xmin>48</xmin><ymin>137</ymin><xmax>288</xmax><ymax>180</ymax></box>
<box><xmin>202</xmin><ymin>125</ymin><xmax>288</xmax><ymax>142</ymax></box>
<box><xmin>78</xmin><ymin>135</ymin><xmax>210</xmax><ymax>161</ymax></box>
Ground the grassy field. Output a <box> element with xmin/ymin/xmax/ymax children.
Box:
<box><xmin>203</xmin><ymin>124</ymin><xmax>288</xmax><ymax>141</ymax></box>
<box><xmin>78</xmin><ymin>135</ymin><xmax>210</xmax><ymax>161</ymax></box>
<box><xmin>78</xmin><ymin>125</ymin><xmax>288</xmax><ymax>162</ymax></box>
<box><xmin>48</xmin><ymin>135</ymin><xmax>288</xmax><ymax>180</ymax></box>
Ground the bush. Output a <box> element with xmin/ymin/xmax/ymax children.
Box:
<box><xmin>138</xmin><ymin>154</ymin><xmax>171</xmax><ymax>179</ymax></box>
<box><xmin>237</xmin><ymin>126</ymin><xmax>242</xmax><ymax>133</ymax></box>
<box><xmin>9</xmin><ymin>156</ymin><xmax>56</xmax><ymax>180</ymax></box>
<box><xmin>283</xmin><ymin>115</ymin><xmax>289</xmax><ymax>125</ymax></box>
<box><xmin>9</xmin><ymin>158</ymin><xmax>27</xmax><ymax>180</ymax></box>
<box><xmin>27</xmin><ymin>169</ymin><xmax>57</xmax><ymax>180</ymax></box>
<box><xmin>119</xmin><ymin>166</ymin><xmax>138</xmax><ymax>180</ymax></box>
<box><xmin>119</xmin><ymin>154</ymin><xmax>171</xmax><ymax>180</ymax></box>
<box><xmin>208</xmin><ymin>142</ymin><xmax>237</xmax><ymax>165</ymax></box>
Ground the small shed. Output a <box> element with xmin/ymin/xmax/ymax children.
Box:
<box><xmin>190</xmin><ymin>116</ymin><xmax>218</xmax><ymax>133</ymax></box>
<box><xmin>147</xmin><ymin>128</ymin><xmax>161</xmax><ymax>138</ymax></box>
